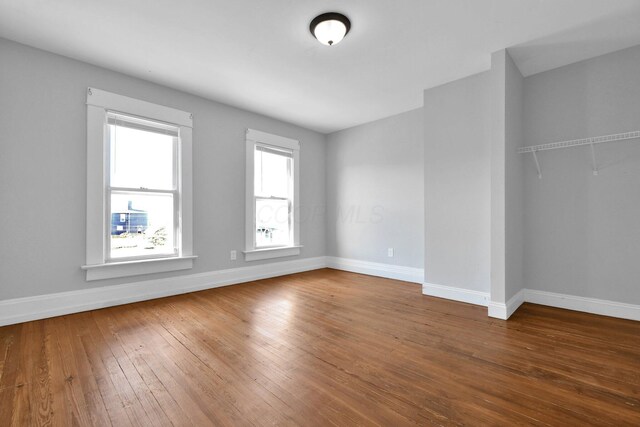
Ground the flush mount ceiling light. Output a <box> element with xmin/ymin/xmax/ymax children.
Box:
<box><xmin>309</xmin><ymin>12</ymin><xmax>351</xmax><ymax>46</ymax></box>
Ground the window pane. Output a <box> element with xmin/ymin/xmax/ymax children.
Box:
<box><xmin>110</xmin><ymin>192</ymin><xmax>175</xmax><ymax>258</ymax></box>
<box><xmin>110</xmin><ymin>123</ymin><xmax>175</xmax><ymax>190</ymax></box>
<box><xmin>256</xmin><ymin>198</ymin><xmax>290</xmax><ymax>247</ymax></box>
<box><xmin>254</xmin><ymin>148</ymin><xmax>290</xmax><ymax>198</ymax></box>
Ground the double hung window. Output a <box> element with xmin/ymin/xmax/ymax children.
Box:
<box><xmin>107</xmin><ymin>112</ymin><xmax>178</xmax><ymax>260</ymax></box>
<box><xmin>244</xmin><ymin>129</ymin><xmax>300</xmax><ymax>261</ymax></box>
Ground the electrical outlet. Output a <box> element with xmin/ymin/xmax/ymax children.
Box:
<box><xmin>230</xmin><ymin>250</ymin><xmax>237</xmax><ymax>260</ymax></box>
<box><xmin>387</xmin><ymin>248</ymin><xmax>394</xmax><ymax>257</ymax></box>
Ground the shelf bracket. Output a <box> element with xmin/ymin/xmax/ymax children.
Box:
<box><xmin>589</xmin><ymin>142</ymin><xmax>598</xmax><ymax>176</ymax></box>
<box><xmin>532</xmin><ymin>150</ymin><xmax>542</xmax><ymax>179</ymax></box>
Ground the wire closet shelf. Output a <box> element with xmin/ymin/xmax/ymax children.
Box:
<box><xmin>517</xmin><ymin>131</ymin><xmax>640</xmax><ymax>154</ymax></box>
<box><xmin>517</xmin><ymin>130</ymin><xmax>640</xmax><ymax>178</ymax></box>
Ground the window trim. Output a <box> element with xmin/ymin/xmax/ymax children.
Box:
<box><xmin>244</xmin><ymin>128</ymin><xmax>301</xmax><ymax>261</ymax></box>
<box><xmin>82</xmin><ymin>88</ymin><xmax>195</xmax><ymax>280</ymax></box>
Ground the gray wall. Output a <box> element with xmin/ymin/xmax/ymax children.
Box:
<box><xmin>523</xmin><ymin>45</ymin><xmax>640</xmax><ymax>304</ymax></box>
<box><xmin>326</xmin><ymin>109</ymin><xmax>424</xmax><ymax>268</ymax></box>
<box><xmin>490</xmin><ymin>50</ymin><xmax>507</xmax><ymax>304</ymax></box>
<box><xmin>490</xmin><ymin>50</ymin><xmax>526</xmax><ymax>304</ymax></box>
<box><xmin>424</xmin><ymin>72</ymin><xmax>491</xmax><ymax>293</ymax></box>
<box><xmin>0</xmin><ymin>38</ymin><xmax>326</xmax><ymax>300</ymax></box>
<box><xmin>504</xmin><ymin>52</ymin><xmax>526</xmax><ymax>302</ymax></box>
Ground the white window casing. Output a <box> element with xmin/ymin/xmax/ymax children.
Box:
<box><xmin>244</xmin><ymin>128</ymin><xmax>301</xmax><ymax>261</ymax></box>
<box><xmin>82</xmin><ymin>88</ymin><xmax>196</xmax><ymax>280</ymax></box>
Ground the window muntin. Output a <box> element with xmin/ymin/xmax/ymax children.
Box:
<box><xmin>106</xmin><ymin>112</ymin><xmax>180</xmax><ymax>261</ymax></box>
<box><xmin>253</xmin><ymin>144</ymin><xmax>293</xmax><ymax>248</ymax></box>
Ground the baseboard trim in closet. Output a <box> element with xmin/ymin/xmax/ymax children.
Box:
<box><xmin>524</xmin><ymin>289</ymin><xmax>640</xmax><ymax>322</ymax></box>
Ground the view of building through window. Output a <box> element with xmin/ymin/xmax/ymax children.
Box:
<box><xmin>109</xmin><ymin>193</ymin><xmax>175</xmax><ymax>258</ymax></box>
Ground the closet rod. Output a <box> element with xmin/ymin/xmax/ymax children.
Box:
<box><xmin>517</xmin><ymin>131</ymin><xmax>640</xmax><ymax>154</ymax></box>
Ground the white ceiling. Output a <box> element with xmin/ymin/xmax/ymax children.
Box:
<box><xmin>1</xmin><ymin>1</ymin><xmax>640</xmax><ymax>133</ymax></box>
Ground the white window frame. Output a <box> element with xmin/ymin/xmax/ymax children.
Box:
<box><xmin>82</xmin><ymin>88</ymin><xmax>196</xmax><ymax>280</ymax></box>
<box><xmin>244</xmin><ymin>129</ymin><xmax>301</xmax><ymax>261</ymax></box>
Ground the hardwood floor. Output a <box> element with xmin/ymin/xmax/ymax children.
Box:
<box><xmin>1</xmin><ymin>269</ymin><xmax>639</xmax><ymax>426</ymax></box>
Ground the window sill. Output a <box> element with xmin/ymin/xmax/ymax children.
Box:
<box><xmin>81</xmin><ymin>256</ymin><xmax>197</xmax><ymax>281</ymax></box>
<box><xmin>243</xmin><ymin>246</ymin><xmax>302</xmax><ymax>262</ymax></box>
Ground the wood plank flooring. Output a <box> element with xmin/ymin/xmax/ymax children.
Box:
<box><xmin>1</xmin><ymin>268</ymin><xmax>639</xmax><ymax>426</ymax></box>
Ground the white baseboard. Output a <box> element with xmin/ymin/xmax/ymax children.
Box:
<box><xmin>488</xmin><ymin>289</ymin><xmax>525</xmax><ymax>320</ymax></box>
<box><xmin>489</xmin><ymin>288</ymin><xmax>640</xmax><ymax>322</ymax></box>
<box><xmin>0</xmin><ymin>256</ymin><xmax>327</xmax><ymax>327</ymax></box>
<box><xmin>524</xmin><ymin>289</ymin><xmax>640</xmax><ymax>322</ymax></box>
<box><xmin>326</xmin><ymin>256</ymin><xmax>423</xmax><ymax>284</ymax></box>
<box><xmin>422</xmin><ymin>282</ymin><xmax>489</xmax><ymax>307</ymax></box>
<box><xmin>3</xmin><ymin>255</ymin><xmax>638</xmax><ymax>326</ymax></box>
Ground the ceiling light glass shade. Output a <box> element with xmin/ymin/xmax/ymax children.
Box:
<box><xmin>310</xmin><ymin>13</ymin><xmax>351</xmax><ymax>46</ymax></box>
<box><xmin>313</xmin><ymin>20</ymin><xmax>346</xmax><ymax>46</ymax></box>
